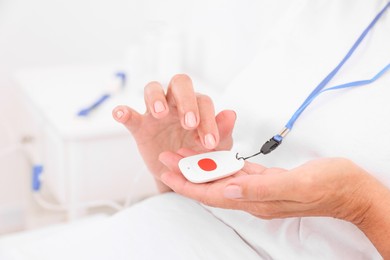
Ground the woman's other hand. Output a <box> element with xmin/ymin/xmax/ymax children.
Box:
<box><xmin>113</xmin><ymin>74</ymin><xmax>236</xmax><ymax>191</ymax></box>
<box><xmin>160</xmin><ymin>151</ymin><xmax>382</xmax><ymax>225</ymax></box>
<box><xmin>160</xmin><ymin>151</ymin><xmax>390</xmax><ymax>257</ymax></box>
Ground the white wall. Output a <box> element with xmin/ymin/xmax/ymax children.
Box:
<box><xmin>0</xmin><ymin>0</ymin><xmax>264</xmax><ymax>233</ymax></box>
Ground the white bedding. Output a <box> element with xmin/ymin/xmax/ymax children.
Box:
<box><xmin>0</xmin><ymin>194</ymin><xmax>262</xmax><ymax>260</ymax></box>
<box><xmin>0</xmin><ymin>193</ymin><xmax>382</xmax><ymax>259</ymax></box>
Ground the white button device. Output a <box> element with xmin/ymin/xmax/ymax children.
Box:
<box><xmin>178</xmin><ymin>151</ymin><xmax>245</xmax><ymax>183</ymax></box>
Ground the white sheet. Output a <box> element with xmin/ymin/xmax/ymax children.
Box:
<box><xmin>0</xmin><ymin>193</ymin><xmax>381</xmax><ymax>259</ymax></box>
<box><xmin>0</xmin><ymin>193</ymin><xmax>262</xmax><ymax>260</ymax></box>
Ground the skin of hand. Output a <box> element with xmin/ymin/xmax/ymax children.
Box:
<box><xmin>159</xmin><ymin>149</ymin><xmax>390</xmax><ymax>258</ymax></box>
<box><xmin>112</xmin><ymin>74</ymin><xmax>236</xmax><ymax>192</ymax></box>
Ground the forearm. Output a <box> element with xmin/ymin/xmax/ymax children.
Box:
<box><xmin>354</xmin><ymin>177</ymin><xmax>390</xmax><ymax>259</ymax></box>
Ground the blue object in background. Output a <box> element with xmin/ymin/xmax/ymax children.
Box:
<box><xmin>115</xmin><ymin>71</ymin><xmax>127</xmax><ymax>88</ymax></box>
<box><xmin>32</xmin><ymin>165</ymin><xmax>43</xmax><ymax>191</ymax></box>
<box><xmin>77</xmin><ymin>93</ymin><xmax>111</xmax><ymax>117</ymax></box>
<box><xmin>77</xmin><ymin>71</ymin><xmax>127</xmax><ymax>117</ymax></box>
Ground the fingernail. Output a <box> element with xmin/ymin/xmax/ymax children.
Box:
<box><xmin>116</xmin><ymin>110</ymin><xmax>124</xmax><ymax>119</ymax></box>
<box><xmin>224</xmin><ymin>185</ymin><xmax>242</xmax><ymax>199</ymax></box>
<box><xmin>204</xmin><ymin>133</ymin><xmax>216</xmax><ymax>149</ymax></box>
<box><xmin>153</xmin><ymin>100</ymin><xmax>165</xmax><ymax>113</ymax></box>
<box><xmin>185</xmin><ymin>111</ymin><xmax>197</xmax><ymax>128</ymax></box>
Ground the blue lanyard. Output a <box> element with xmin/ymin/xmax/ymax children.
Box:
<box><xmin>239</xmin><ymin>1</ymin><xmax>390</xmax><ymax>160</ymax></box>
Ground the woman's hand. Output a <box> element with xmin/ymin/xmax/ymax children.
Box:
<box><xmin>159</xmin><ymin>150</ymin><xmax>376</xmax><ymax>223</ymax></box>
<box><xmin>159</xmin><ymin>149</ymin><xmax>390</xmax><ymax>258</ymax></box>
<box><xmin>112</xmin><ymin>74</ymin><xmax>236</xmax><ymax>191</ymax></box>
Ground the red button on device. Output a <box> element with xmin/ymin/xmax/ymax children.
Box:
<box><xmin>198</xmin><ymin>158</ymin><xmax>217</xmax><ymax>171</ymax></box>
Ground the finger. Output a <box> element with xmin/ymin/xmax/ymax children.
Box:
<box><xmin>223</xmin><ymin>173</ymin><xmax>299</xmax><ymax>202</ymax></box>
<box><xmin>144</xmin><ymin>81</ymin><xmax>169</xmax><ymax>119</ymax></box>
<box><xmin>160</xmin><ymin>170</ymin><xmax>240</xmax><ymax>209</ymax></box>
<box><xmin>176</xmin><ymin>148</ymin><xmax>198</xmax><ymax>157</ymax></box>
<box><xmin>241</xmin><ymin>161</ymin><xmax>267</xmax><ymax>175</ymax></box>
<box><xmin>158</xmin><ymin>150</ymin><xmax>183</xmax><ymax>174</ymax></box>
<box><xmin>159</xmin><ymin>150</ymin><xmax>239</xmax><ymax>207</ymax></box>
<box><xmin>196</xmin><ymin>94</ymin><xmax>219</xmax><ymax>150</ymax></box>
<box><xmin>161</xmin><ymin>164</ymin><xmax>309</xmax><ymax>215</ymax></box>
<box><xmin>158</xmin><ymin>151</ymin><xmax>200</xmax><ymax>197</ymax></box>
<box><xmin>166</xmin><ymin>74</ymin><xmax>199</xmax><ymax>130</ymax></box>
<box><xmin>175</xmin><ymin>147</ymin><xmax>256</xmax><ymax>177</ymax></box>
<box><xmin>215</xmin><ymin>110</ymin><xmax>236</xmax><ymax>150</ymax></box>
<box><xmin>246</xmin><ymin>201</ymin><xmax>316</xmax><ymax>219</ymax></box>
<box><xmin>112</xmin><ymin>105</ymin><xmax>143</xmax><ymax>134</ymax></box>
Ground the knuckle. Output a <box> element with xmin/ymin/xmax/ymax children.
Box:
<box><xmin>198</xmin><ymin>196</ymin><xmax>213</xmax><ymax>207</ymax></box>
<box><xmin>254</xmin><ymin>184</ymin><xmax>270</xmax><ymax>201</ymax></box>
<box><xmin>335</xmin><ymin>157</ymin><xmax>354</xmax><ymax>168</ymax></box>
<box><xmin>196</xmin><ymin>94</ymin><xmax>213</xmax><ymax>106</ymax></box>
<box><xmin>144</xmin><ymin>81</ymin><xmax>162</xmax><ymax>92</ymax></box>
<box><xmin>248</xmin><ymin>205</ymin><xmax>275</xmax><ymax>219</ymax></box>
<box><xmin>147</xmin><ymin>80</ymin><xmax>161</xmax><ymax>87</ymax></box>
<box><xmin>170</xmin><ymin>74</ymin><xmax>192</xmax><ymax>86</ymax></box>
<box><xmin>263</xmin><ymin>167</ymin><xmax>285</xmax><ymax>175</ymax></box>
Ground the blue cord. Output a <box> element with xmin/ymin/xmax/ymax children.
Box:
<box><xmin>239</xmin><ymin>2</ymin><xmax>390</xmax><ymax>159</ymax></box>
<box><xmin>285</xmin><ymin>1</ymin><xmax>390</xmax><ymax>131</ymax></box>
<box><xmin>286</xmin><ymin>63</ymin><xmax>390</xmax><ymax>130</ymax></box>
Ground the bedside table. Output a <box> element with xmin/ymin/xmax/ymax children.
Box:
<box><xmin>15</xmin><ymin>64</ymin><xmax>158</xmax><ymax>220</ymax></box>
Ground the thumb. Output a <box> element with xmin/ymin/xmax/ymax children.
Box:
<box><xmin>112</xmin><ymin>105</ymin><xmax>143</xmax><ymax>134</ymax></box>
<box><xmin>223</xmin><ymin>173</ymin><xmax>296</xmax><ymax>202</ymax></box>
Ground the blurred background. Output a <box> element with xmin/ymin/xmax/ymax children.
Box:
<box><xmin>0</xmin><ymin>0</ymin><xmax>269</xmax><ymax>235</ymax></box>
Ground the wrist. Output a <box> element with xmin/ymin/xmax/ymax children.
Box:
<box><xmin>345</xmin><ymin>175</ymin><xmax>377</xmax><ymax>227</ymax></box>
<box><xmin>353</xmin><ymin>178</ymin><xmax>390</xmax><ymax>258</ymax></box>
<box><xmin>331</xmin><ymin>159</ymin><xmax>375</xmax><ymax>225</ymax></box>
<box><xmin>353</xmin><ymin>178</ymin><xmax>390</xmax><ymax>228</ymax></box>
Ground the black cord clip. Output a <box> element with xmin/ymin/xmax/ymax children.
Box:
<box><xmin>236</xmin><ymin>135</ymin><xmax>283</xmax><ymax>160</ymax></box>
<box><xmin>260</xmin><ymin>136</ymin><xmax>282</xmax><ymax>155</ymax></box>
